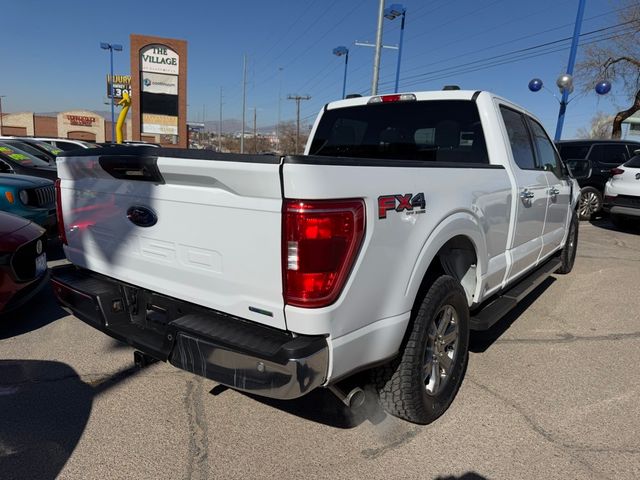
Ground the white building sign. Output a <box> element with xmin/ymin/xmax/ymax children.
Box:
<box><xmin>140</xmin><ymin>45</ymin><xmax>179</xmax><ymax>75</ymax></box>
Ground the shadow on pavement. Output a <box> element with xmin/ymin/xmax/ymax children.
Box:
<box><xmin>0</xmin><ymin>284</ymin><xmax>68</xmax><ymax>340</ymax></box>
<box><xmin>589</xmin><ymin>216</ymin><xmax>640</xmax><ymax>234</ymax></box>
<box><xmin>469</xmin><ymin>277</ymin><xmax>555</xmax><ymax>353</ymax></box>
<box><xmin>0</xmin><ymin>359</ymin><xmax>142</xmax><ymax>480</ymax></box>
<box><xmin>435</xmin><ymin>474</ymin><xmax>488</xmax><ymax>480</ymax></box>
<box><xmin>235</xmin><ymin>379</ymin><xmax>386</xmax><ymax>429</ymax></box>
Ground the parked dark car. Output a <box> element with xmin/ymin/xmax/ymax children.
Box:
<box><xmin>0</xmin><ymin>139</ymin><xmax>57</xmax><ymax>165</ymax></box>
<box><xmin>556</xmin><ymin>139</ymin><xmax>640</xmax><ymax>220</ymax></box>
<box><xmin>0</xmin><ymin>143</ymin><xmax>57</xmax><ymax>181</ymax></box>
<box><xmin>0</xmin><ymin>211</ymin><xmax>49</xmax><ymax>315</ymax></box>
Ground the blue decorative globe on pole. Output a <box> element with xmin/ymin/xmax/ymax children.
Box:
<box><xmin>528</xmin><ymin>78</ymin><xmax>543</xmax><ymax>92</ymax></box>
<box><xmin>595</xmin><ymin>80</ymin><xmax>612</xmax><ymax>95</ymax></box>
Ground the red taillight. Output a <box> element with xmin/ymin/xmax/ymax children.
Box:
<box><xmin>55</xmin><ymin>178</ymin><xmax>67</xmax><ymax>245</ymax></box>
<box><xmin>610</xmin><ymin>167</ymin><xmax>625</xmax><ymax>176</ymax></box>
<box><xmin>283</xmin><ymin>199</ymin><xmax>365</xmax><ymax>308</ymax></box>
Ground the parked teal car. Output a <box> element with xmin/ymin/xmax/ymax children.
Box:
<box><xmin>0</xmin><ymin>173</ymin><xmax>56</xmax><ymax>232</ymax></box>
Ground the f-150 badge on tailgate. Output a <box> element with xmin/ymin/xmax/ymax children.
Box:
<box><xmin>378</xmin><ymin>193</ymin><xmax>426</xmax><ymax>219</ymax></box>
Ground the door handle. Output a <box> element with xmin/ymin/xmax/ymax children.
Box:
<box><xmin>549</xmin><ymin>187</ymin><xmax>560</xmax><ymax>196</ymax></box>
<box><xmin>520</xmin><ymin>189</ymin><xmax>535</xmax><ymax>199</ymax></box>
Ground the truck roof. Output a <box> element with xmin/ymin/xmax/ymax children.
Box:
<box><xmin>324</xmin><ymin>90</ymin><xmax>483</xmax><ymax>111</ymax></box>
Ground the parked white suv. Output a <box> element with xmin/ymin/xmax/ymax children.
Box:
<box><xmin>604</xmin><ymin>154</ymin><xmax>640</xmax><ymax>227</ymax></box>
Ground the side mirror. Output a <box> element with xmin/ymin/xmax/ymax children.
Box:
<box><xmin>565</xmin><ymin>158</ymin><xmax>591</xmax><ymax>180</ymax></box>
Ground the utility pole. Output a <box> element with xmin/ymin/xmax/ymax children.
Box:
<box><xmin>0</xmin><ymin>96</ymin><xmax>5</xmax><ymax>135</ymax></box>
<box><xmin>218</xmin><ymin>87</ymin><xmax>223</xmax><ymax>152</ymax></box>
<box><xmin>287</xmin><ymin>94</ymin><xmax>311</xmax><ymax>154</ymax></box>
<box><xmin>202</xmin><ymin>104</ymin><xmax>206</xmax><ymax>144</ymax></box>
<box><xmin>241</xmin><ymin>54</ymin><xmax>247</xmax><ymax>153</ymax></box>
<box><xmin>371</xmin><ymin>0</ymin><xmax>385</xmax><ymax>95</ymax></box>
<box><xmin>277</xmin><ymin>67</ymin><xmax>283</xmax><ymax>152</ymax></box>
<box><xmin>253</xmin><ymin>107</ymin><xmax>257</xmax><ymax>153</ymax></box>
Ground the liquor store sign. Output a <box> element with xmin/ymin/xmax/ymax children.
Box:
<box><xmin>140</xmin><ymin>45</ymin><xmax>179</xmax><ymax>75</ymax></box>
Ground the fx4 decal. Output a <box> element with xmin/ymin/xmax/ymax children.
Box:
<box><xmin>378</xmin><ymin>193</ymin><xmax>426</xmax><ymax>219</ymax></box>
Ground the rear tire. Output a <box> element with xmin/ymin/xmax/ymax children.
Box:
<box><xmin>578</xmin><ymin>187</ymin><xmax>602</xmax><ymax>221</ymax></box>
<box><xmin>557</xmin><ymin>212</ymin><xmax>578</xmax><ymax>274</ymax></box>
<box><xmin>372</xmin><ymin>275</ymin><xmax>469</xmax><ymax>425</ymax></box>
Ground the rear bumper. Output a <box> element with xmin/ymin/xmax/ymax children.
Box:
<box><xmin>50</xmin><ymin>265</ymin><xmax>328</xmax><ymax>400</ymax></box>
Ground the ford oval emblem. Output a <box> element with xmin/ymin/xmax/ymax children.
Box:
<box><xmin>127</xmin><ymin>205</ymin><xmax>158</xmax><ymax>227</ymax></box>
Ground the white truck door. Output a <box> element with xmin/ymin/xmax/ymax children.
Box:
<box><xmin>527</xmin><ymin>118</ymin><xmax>571</xmax><ymax>259</ymax></box>
<box><xmin>499</xmin><ymin>106</ymin><xmax>548</xmax><ymax>281</ymax></box>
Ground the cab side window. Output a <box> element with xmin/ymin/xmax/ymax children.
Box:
<box><xmin>528</xmin><ymin>118</ymin><xmax>563</xmax><ymax>178</ymax></box>
<box><xmin>500</xmin><ymin>106</ymin><xmax>536</xmax><ymax>170</ymax></box>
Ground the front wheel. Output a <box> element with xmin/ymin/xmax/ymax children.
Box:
<box><xmin>372</xmin><ymin>275</ymin><xmax>469</xmax><ymax>424</ymax></box>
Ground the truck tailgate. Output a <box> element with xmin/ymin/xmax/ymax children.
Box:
<box><xmin>56</xmin><ymin>148</ymin><xmax>286</xmax><ymax>329</ymax></box>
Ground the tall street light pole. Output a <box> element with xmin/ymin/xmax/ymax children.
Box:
<box><xmin>384</xmin><ymin>4</ymin><xmax>407</xmax><ymax>93</ymax></box>
<box><xmin>554</xmin><ymin>0</ymin><xmax>586</xmax><ymax>141</ymax></box>
<box><xmin>332</xmin><ymin>46</ymin><xmax>349</xmax><ymax>99</ymax></box>
<box><xmin>371</xmin><ymin>0</ymin><xmax>385</xmax><ymax>95</ymax></box>
<box><xmin>100</xmin><ymin>42</ymin><xmax>123</xmax><ymax>143</ymax></box>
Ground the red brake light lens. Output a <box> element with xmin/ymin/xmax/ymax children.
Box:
<box><xmin>283</xmin><ymin>199</ymin><xmax>365</xmax><ymax>308</ymax></box>
<box><xmin>55</xmin><ymin>178</ymin><xmax>67</xmax><ymax>245</ymax></box>
<box><xmin>610</xmin><ymin>167</ymin><xmax>624</xmax><ymax>176</ymax></box>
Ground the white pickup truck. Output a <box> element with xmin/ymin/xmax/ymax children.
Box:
<box><xmin>51</xmin><ymin>90</ymin><xmax>580</xmax><ymax>424</ymax></box>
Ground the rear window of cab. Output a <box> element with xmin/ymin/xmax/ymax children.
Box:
<box><xmin>309</xmin><ymin>100</ymin><xmax>488</xmax><ymax>163</ymax></box>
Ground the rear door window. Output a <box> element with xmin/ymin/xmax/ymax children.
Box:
<box><xmin>624</xmin><ymin>155</ymin><xmax>640</xmax><ymax>168</ymax></box>
<box><xmin>309</xmin><ymin>100</ymin><xmax>488</xmax><ymax>163</ymax></box>
<box><xmin>557</xmin><ymin>144</ymin><xmax>589</xmax><ymax>160</ymax></box>
<box><xmin>589</xmin><ymin>144</ymin><xmax>629</xmax><ymax>165</ymax></box>
<box><xmin>528</xmin><ymin>118</ymin><xmax>563</xmax><ymax>178</ymax></box>
<box><xmin>500</xmin><ymin>106</ymin><xmax>536</xmax><ymax>170</ymax></box>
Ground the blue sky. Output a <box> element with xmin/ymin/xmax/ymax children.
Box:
<box><xmin>0</xmin><ymin>0</ymin><xmax>630</xmax><ymax>138</ymax></box>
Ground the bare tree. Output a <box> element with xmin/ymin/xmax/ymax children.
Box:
<box><xmin>577</xmin><ymin>111</ymin><xmax>614</xmax><ymax>139</ymax></box>
<box><xmin>277</xmin><ymin>121</ymin><xmax>310</xmax><ymax>155</ymax></box>
<box><xmin>577</xmin><ymin>2</ymin><xmax>640</xmax><ymax>138</ymax></box>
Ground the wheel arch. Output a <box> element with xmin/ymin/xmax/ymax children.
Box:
<box><xmin>405</xmin><ymin>212</ymin><xmax>487</xmax><ymax>312</ymax></box>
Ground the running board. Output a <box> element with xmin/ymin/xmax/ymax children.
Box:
<box><xmin>470</xmin><ymin>257</ymin><xmax>562</xmax><ymax>331</ymax></box>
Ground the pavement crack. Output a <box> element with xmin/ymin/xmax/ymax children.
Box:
<box><xmin>468</xmin><ymin>379</ymin><xmax>636</xmax><ymax>479</ymax></box>
<box><xmin>495</xmin><ymin>331</ymin><xmax>640</xmax><ymax>345</ymax></box>
<box><xmin>577</xmin><ymin>254</ymin><xmax>640</xmax><ymax>263</ymax></box>
<box><xmin>360</xmin><ymin>427</ymin><xmax>421</xmax><ymax>459</ymax></box>
<box><xmin>184</xmin><ymin>378</ymin><xmax>209</xmax><ymax>480</ymax></box>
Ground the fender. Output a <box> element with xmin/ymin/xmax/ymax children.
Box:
<box><xmin>404</xmin><ymin>210</ymin><xmax>488</xmax><ymax>307</ymax></box>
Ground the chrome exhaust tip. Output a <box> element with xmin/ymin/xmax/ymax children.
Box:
<box><xmin>329</xmin><ymin>385</ymin><xmax>366</xmax><ymax>409</ymax></box>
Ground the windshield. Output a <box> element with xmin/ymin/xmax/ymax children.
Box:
<box><xmin>309</xmin><ymin>100</ymin><xmax>488</xmax><ymax>163</ymax></box>
<box><xmin>0</xmin><ymin>143</ymin><xmax>52</xmax><ymax>167</ymax></box>
<box><xmin>30</xmin><ymin>140</ymin><xmax>63</xmax><ymax>156</ymax></box>
<box><xmin>2</xmin><ymin>140</ymin><xmax>52</xmax><ymax>160</ymax></box>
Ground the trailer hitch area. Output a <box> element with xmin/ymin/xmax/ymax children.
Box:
<box><xmin>133</xmin><ymin>350</ymin><xmax>159</xmax><ymax>369</ymax></box>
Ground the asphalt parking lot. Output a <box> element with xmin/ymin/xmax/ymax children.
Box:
<box><xmin>1</xmin><ymin>219</ymin><xmax>639</xmax><ymax>480</ymax></box>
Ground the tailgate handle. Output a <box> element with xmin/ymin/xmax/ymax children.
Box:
<box><xmin>99</xmin><ymin>155</ymin><xmax>165</xmax><ymax>183</ymax></box>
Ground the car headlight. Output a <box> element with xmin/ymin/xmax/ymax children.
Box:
<box><xmin>19</xmin><ymin>189</ymin><xmax>29</xmax><ymax>205</ymax></box>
